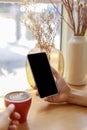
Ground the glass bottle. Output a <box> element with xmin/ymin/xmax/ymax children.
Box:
<box><xmin>26</xmin><ymin>42</ymin><xmax>64</xmax><ymax>87</ymax></box>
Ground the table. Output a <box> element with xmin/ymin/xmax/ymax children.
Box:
<box><xmin>18</xmin><ymin>86</ymin><xmax>87</xmax><ymax>130</ymax></box>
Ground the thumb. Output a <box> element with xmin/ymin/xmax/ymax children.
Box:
<box><xmin>51</xmin><ymin>67</ymin><xmax>60</xmax><ymax>80</ymax></box>
<box><xmin>5</xmin><ymin>104</ymin><xmax>15</xmax><ymax>116</ymax></box>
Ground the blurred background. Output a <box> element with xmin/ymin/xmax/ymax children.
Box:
<box><xmin>0</xmin><ymin>2</ymin><xmax>62</xmax><ymax>96</ymax></box>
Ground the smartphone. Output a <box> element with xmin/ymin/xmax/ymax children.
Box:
<box><xmin>27</xmin><ymin>52</ymin><xmax>58</xmax><ymax>98</ymax></box>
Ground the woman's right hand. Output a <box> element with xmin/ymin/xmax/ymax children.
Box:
<box><xmin>44</xmin><ymin>68</ymin><xmax>71</xmax><ymax>103</ymax></box>
<box><xmin>33</xmin><ymin>67</ymin><xmax>87</xmax><ymax>107</ymax></box>
<box><xmin>33</xmin><ymin>67</ymin><xmax>71</xmax><ymax>104</ymax></box>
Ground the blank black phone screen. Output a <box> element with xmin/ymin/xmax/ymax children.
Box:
<box><xmin>27</xmin><ymin>52</ymin><xmax>58</xmax><ymax>98</ymax></box>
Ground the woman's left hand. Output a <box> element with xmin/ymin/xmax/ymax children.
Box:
<box><xmin>0</xmin><ymin>104</ymin><xmax>21</xmax><ymax>130</ymax></box>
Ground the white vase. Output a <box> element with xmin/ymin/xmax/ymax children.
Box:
<box><xmin>64</xmin><ymin>36</ymin><xmax>87</xmax><ymax>85</ymax></box>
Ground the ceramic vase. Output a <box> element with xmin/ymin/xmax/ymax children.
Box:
<box><xmin>64</xmin><ymin>36</ymin><xmax>87</xmax><ymax>85</ymax></box>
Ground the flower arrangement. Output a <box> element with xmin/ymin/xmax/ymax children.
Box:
<box><xmin>21</xmin><ymin>2</ymin><xmax>64</xmax><ymax>87</ymax></box>
<box><xmin>50</xmin><ymin>0</ymin><xmax>87</xmax><ymax>36</ymax></box>
<box><xmin>20</xmin><ymin>2</ymin><xmax>60</xmax><ymax>45</ymax></box>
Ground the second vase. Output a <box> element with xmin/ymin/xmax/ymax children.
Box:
<box><xmin>64</xmin><ymin>36</ymin><xmax>87</xmax><ymax>85</ymax></box>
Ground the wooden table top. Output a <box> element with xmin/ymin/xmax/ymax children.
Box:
<box><xmin>18</xmin><ymin>86</ymin><xmax>87</xmax><ymax>130</ymax></box>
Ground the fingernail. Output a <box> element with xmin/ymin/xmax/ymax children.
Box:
<box><xmin>9</xmin><ymin>104</ymin><xmax>15</xmax><ymax>109</ymax></box>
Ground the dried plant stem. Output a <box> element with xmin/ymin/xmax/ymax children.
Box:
<box><xmin>50</xmin><ymin>0</ymin><xmax>87</xmax><ymax>36</ymax></box>
<box><xmin>50</xmin><ymin>0</ymin><xmax>73</xmax><ymax>30</ymax></box>
<box><xmin>62</xmin><ymin>0</ymin><xmax>76</xmax><ymax>34</ymax></box>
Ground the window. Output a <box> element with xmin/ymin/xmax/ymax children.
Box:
<box><xmin>0</xmin><ymin>1</ymin><xmax>62</xmax><ymax>97</ymax></box>
<box><xmin>0</xmin><ymin>3</ymin><xmax>20</xmax><ymax>43</ymax></box>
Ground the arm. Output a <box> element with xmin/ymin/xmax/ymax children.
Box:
<box><xmin>68</xmin><ymin>89</ymin><xmax>87</xmax><ymax>107</ymax></box>
<box><xmin>43</xmin><ymin>68</ymin><xmax>87</xmax><ymax>107</ymax></box>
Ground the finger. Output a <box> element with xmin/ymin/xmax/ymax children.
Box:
<box><xmin>11</xmin><ymin>120</ymin><xmax>20</xmax><ymax>126</ymax></box>
<box><xmin>5</xmin><ymin>104</ymin><xmax>15</xmax><ymax>116</ymax></box>
<box><xmin>56</xmin><ymin>77</ymin><xmax>67</xmax><ymax>91</ymax></box>
<box><xmin>44</xmin><ymin>96</ymin><xmax>54</xmax><ymax>102</ymax></box>
<box><xmin>36</xmin><ymin>90</ymin><xmax>39</xmax><ymax>96</ymax></box>
<box><xmin>12</xmin><ymin>112</ymin><xmax>21</xmax><ymax>120</ymax></box>
<box><xmin>9</xmin><ymin>124</ymin><xmax>17</xmax><ymax>130</ymax></box>
<box><xmin>44</xmin><ymin>94</ymin><xmax>60</xmax><ymax>103</ymax></box>
<box><xmin>32</xmin><ymin>85</ymin><xmax>37</xmax><ymax>89</ymax></box>
<box><xmin>51</xmin><ymin>67</ymin><xmax>60</xmax><ymax>80</ymax></box>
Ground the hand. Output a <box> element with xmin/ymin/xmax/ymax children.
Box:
<box><xmin>34</xmin><ymin>68</ymin><xmax>71</xmax><ymax>104</ymax></box>
<box><xmin>0</xmin><ymin>104</ymin><xmax>21</xmax><ymax>130</ymax></box>
<box><xmin>44</xmin><ymin>68</ymin><xmax>71</xmax><ymax>103</ymax></box>
<box><xmin>33</xmin><ymin>68</ymin><xmax>87</xmax><ymax>106</ymax></box>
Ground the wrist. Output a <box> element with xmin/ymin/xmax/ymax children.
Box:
<box><xmin>68</xmin><ymin>89</ymin><xmax>76</xmax><ymax>104</ymax></box>
<box><xmin>68</xmin><ymin>88</ymin><xmax>87</xmax><ymax>107</ymax></box>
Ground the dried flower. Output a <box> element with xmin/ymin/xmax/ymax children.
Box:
<box><xmin>50</xmin><ymin>0</ymin><xmax>87</xmax><ymax>36</ymax></box>
<box><xmin>20</xmin><ymin>2</ymin><xmax>60</xmax><ymax>44</ymax></box>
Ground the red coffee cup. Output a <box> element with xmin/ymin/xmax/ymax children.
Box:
<box><xmin>4</xmin><ymin>91</ymin><xmax>32</xmax><ymax>123</ymax></box>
